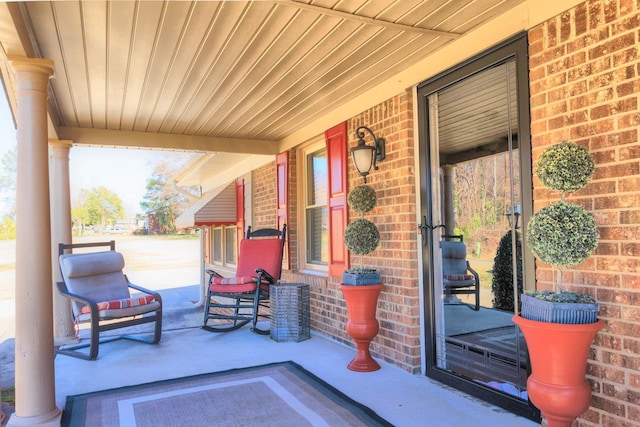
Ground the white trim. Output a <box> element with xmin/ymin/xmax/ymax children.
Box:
<box><xmin>297</xmin><ymin>138</ymin><xmax>329</xmax><ymax>273</ymax></box>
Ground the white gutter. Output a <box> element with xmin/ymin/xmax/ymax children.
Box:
<box><xmin>194</xmin><ymin>229</ymin><xmax>206</xmax><ymax>307</ymax></box>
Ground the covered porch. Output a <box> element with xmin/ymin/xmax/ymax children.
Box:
<box><xmin>3</xmin><ymin>0</ymin><xmax>633</xmax><ymax>425</ymax></box>
<box><xmin>46</xmin><ymin>284</ymin><xmax>536</xmax><ymax>426</ymax></box>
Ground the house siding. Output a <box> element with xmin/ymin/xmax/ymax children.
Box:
<box><xmin>248</xmin><ymin>0</ymin><xmax>640</xmax><ymax>423</ymax></box>
<box><xmin>529</xmin><ymin>1</ymin><xmax>640</xmax><ymax>425</ymax></box>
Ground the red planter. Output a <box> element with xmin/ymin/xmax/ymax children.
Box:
<box><xmin>339</xmin><ymin>284</ymin><xmax>383</xmax><ymax>372</ymax></box>
<box><xmin>513</xmin><ymin>315</ymin><xmax>604</xmax><ymax>427</ymax></box>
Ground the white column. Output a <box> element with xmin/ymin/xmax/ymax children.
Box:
<box><xmin>49</xmin><ymin>140</ymin><xmax>76</xmax><ymax>343</ymax></box>
<box><xmin>8</xmin><ymin>57</ymin><xmax>61</xmax><ymax>427</ymax></box>
<box><xmin>442</xmin><ymin>164</ymin><xmax>455</xmax><ymax>236</ymax></box>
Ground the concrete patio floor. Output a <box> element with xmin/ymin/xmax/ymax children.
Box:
<box><xmin>47</xmin><ymin>284</ymin><xmax>538</xmax><ymax>426</ymax></box>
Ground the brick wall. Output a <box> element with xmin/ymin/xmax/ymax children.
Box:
<box><xmin>250</xmin><ymin>2</ymin><xmax>640</xmax><ymax>419</ymax></box>
<box><xmin>252</xmin><ymin>89</ymin><xmax>420</xmax><ymax>372</ymax></box>
<box><xmin>251</xmin><ymin>161</ymin><xmax>277</xmax><ymax>229</ymax></box>
<box><xmin>346</xmin><ymin>90</ymin><xmax>421</xmax><ymax>372</ymax></box>
<box><xmin>529</xmin><ymin>1</ymin><xmax>640</xmax><ymax>425</ymax></box>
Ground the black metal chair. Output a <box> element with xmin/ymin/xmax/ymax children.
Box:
<box><xmin>57</xmin><ymin>241</ymin><xmax>162</xmax><ymax>360</ymax></box>
<box><xmin>441</xmin><ymin>235</ymin><xmax>480</xmax><ymax>311</ymax></box>
<box><xmin>203</xmin><ymin>224</ymin><xmax>286</xmax><ymax>334</ymax></box>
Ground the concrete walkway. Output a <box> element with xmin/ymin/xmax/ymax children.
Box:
<box><xmin>47</xmin><ymin>284</ymin><xmax>538</xmax><ymax>427</ymax></box>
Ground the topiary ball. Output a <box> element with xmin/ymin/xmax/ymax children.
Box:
<box><xmin>536</xmin><ymin>141</ymin><xmax>595</xmax><ymax>193</ymax></box>
<box><xmin>344</xmin><ymin>218</ymin><xmax>380</xmax><ymax>255</ymax></box>
<box><xmin>347</xmin><ymin>185</ymin><xmax>377</xmax><ymax>213</ymax></box>
<box><xmin>526</xmin><ymin>201</ymin><xmax>599</xmax><ymax>268</ymax></box>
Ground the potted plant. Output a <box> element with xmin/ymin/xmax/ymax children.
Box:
<box><xmin>342</xmin><ymin>184</ymin><xmax>381</xmax><ymax>285</ymax></box>
<box><xmin>512</xmin><ymin>141</ymin><xmax>604</xmax><ymax>427</ymax></box>
<box><xmin>339</xmin><ymin>184</ymin><xmax>382</xmax><ymax>372</ymax></box>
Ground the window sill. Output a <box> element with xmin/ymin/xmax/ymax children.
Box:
<box><xmin>298</xmin><ymin>269</ymin><xmax>328</xmax><ymax>277</ymax></box>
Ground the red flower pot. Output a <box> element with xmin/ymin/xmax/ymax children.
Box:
<box><xmin>513</xmin><ymin>315</ymin><xmax>604</xmax><ymax>427</ymax></box>
<box><xmin>339</xmin><ymin>284</ymin><xmax>383</xmax><ymax>372</ymax></box>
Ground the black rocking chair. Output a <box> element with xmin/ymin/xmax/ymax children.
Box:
<box><xmin>203</xmin><ymin>224</ymin><xmax>286</xmax><ymax>334</ymax></box>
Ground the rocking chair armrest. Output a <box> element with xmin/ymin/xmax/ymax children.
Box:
<box><xmin>56</xmin><ymin>281</ymin><xmax>100</xmax><ymax>314</ymax></box>
<box><xmin>255</xmin><ymin>268</ymin><xmax>276</xmax><ymax>285</ymax></box>
<box><xmin>206</xmin><ymin>269</ymin><xmax>223</xmax><ymax>282</ymax></box>
<box><xmin>127</xmin><ymin>282</ymin><xmax>162</xmax><ymax>303</ymax></box>
<box><xmin>465</xmin><ymin>261</ymin><xmax>480</xmax><ymax>283</ymax></box>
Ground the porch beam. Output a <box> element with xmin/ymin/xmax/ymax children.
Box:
<box><xmin>57</xmin><ymin>127</ymin><xmax>279</xmax><ymax>155</ymax></box>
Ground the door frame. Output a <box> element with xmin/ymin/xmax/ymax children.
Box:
<box><xmin>416</xmin><ymin>33</ymin><xmax>538</xmax><ymax>420</ymax></box>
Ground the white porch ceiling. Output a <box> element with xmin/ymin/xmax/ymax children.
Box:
<box><xmin>0</xmin><ymin>0</ymin><xmax>527</xmax><ymax>159</ymax></box>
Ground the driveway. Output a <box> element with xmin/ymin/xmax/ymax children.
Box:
<box><xmin>0</xmin><ymin>235</ymin><xmax>201</xmax><ymax>302</ymax></box>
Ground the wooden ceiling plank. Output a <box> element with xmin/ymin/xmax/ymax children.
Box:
<box><xmin>26</xmin><ymin>2</ymin><xmax>82</xmax><ymax>128</ymax></box>
<box><xmin>169</xmin><ymin>2</ymin><xmax>275</xmax><ymax>135</ymax></box>
<box><xmin>190</xmin><ymin>4</ymin><xmax>300</xmax><ymax>136</ymax></box>
<box><xmin>276</xmin><ymin>0</ymin><xmax>460</xmax><ymax>38</ymax></box>
<box><xmin>434</xmin><ymin>0</ymin><xmax>525</xmax><ymax>32</ymax></box>
<box><xmin>221</xmin><ymin>15</ymin><xmax>367</xmax><ymax>136</ymax></box>
<box><xmin>80</xmin><ymin>1</ymin><xmax>108</xmax><ymax>129</ymax></box>
<box><xmin>130</xmin><ymin>1</ymin><xmax>194</xmax><ymax>133</ymax></box>
<box><xmin>105</xmin><ymin>1</ymin><xmax>137</xmax><ymax>131</ymax></box>
<box><xmin>232</xmin><ymin>17</ymin><xmax>383</xmax><ymax>137</ymax></box>
<box><xmin>147</xmin><ymin>1</ymin><xmax>228</xmax><ymax>134</ymax></box>
<box><xmin>211</xmin><ymin>8</ymin><xmax>327</xmax><ymax>134</ymax></box>
<box><xmin>256</xmin><ymin>29</ymin><xmax>414</xmax><ymax>136</ymax></box>
<box><xmin>155</xmin><ymin>2</ymin><xmax>245</xmax><ymax>134</ymax></box>
<box><xmin>258</xmin><ymin>24</ymin><xmax>444</xmax><ymax>137</ymax></box>
<box><xmin>119</xmin><ymin>1</ymin><xmax>166</xmax><ymax>131</ymax></box>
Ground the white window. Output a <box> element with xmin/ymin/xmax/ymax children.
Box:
<box><xmin>211</xmin><ymin>225</ymin><xmax>237</xmax><ymax>267</ymax></box>
<box><xmin>300</xmin><ymin>142</ymin><xmax>328</xmax><ymax>271</ymax></box>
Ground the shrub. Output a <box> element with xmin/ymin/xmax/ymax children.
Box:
<box><xmin>491</xmin><ymin>230</ymin><xmax>523</xmax><ymax>312</ymax></box>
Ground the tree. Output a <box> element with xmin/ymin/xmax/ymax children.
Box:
<box><xmin>140</xmin><ymin>160</ymin><xmax>192</xmax><ymax>234</ymax></box>
<box><xmin>0</xmin><ymin>146</ymin><xmax>17</xmax><ymax>220</ymax></box>
<box><xmin>72</xmin><ymin>186</ymin><xmax>125</xmax><ymax>229</ymax></box>
<box><xmin>0</xmin><ymin>216</ymin><xmax>15</xmax><ymax>240</ymax></box>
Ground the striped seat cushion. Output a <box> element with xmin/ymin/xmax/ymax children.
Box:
<box><xmin>211</xmin><ymin>276</ymin><xmax>255</xmax><ymax>286</ymax></box>
<box><xmin>209</xmin><ymin>276</ymin><xmax>257</xmax><ymax>294</ymax></box>
<box><xmin>444</xmin><ymin>274</ymin><xmax>474</xmax><ymax>281</ymax></box>
<box><xmin>80</xmin><ymin>294</ymin><xmax>156</xmax><ymax>314</ymax></box>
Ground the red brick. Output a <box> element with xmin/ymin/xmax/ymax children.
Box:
<box><xmin>575</xmin><ymin>3</ymin><xmax>589</xmax><ymax>35</ymax></box>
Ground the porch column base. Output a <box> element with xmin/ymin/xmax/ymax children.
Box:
<box><xmin>54</xmin><ymin>335</ymin><xmax>79</xmax><ymax>347</ymax></box>
<box><xmin>7</xmin><ymin>407</ymin><xmax>61</xmax><ymax>427</ymax></box>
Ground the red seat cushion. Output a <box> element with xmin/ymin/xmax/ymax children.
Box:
<box><xmin>209</xmin><ymin>276</ymin><xmax>257</xmax><ymax>293</ymax></box>
<box><xmin>80</xmin><ymin>295</ymin><xmax>156</xmax><ymax>314</ymax></box>
<box><xmin>208</xmin><ymin>237</ymin><xmax>283</xmax><ymax>294</ymax></box>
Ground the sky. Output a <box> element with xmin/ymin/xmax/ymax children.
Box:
<box><xmin>0</xmin><ymin>86</ymin><xmax>187</xmax><ymax>219</ymax></box>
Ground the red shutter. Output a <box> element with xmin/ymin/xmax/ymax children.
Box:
<box><xmin>236</xmin><ymin>178</ymin><xmax>245</xmax><ymax>246</ymax></box>
<box><xmin>325</xmin><ymin>122</ymin><xmax>349</xmax><ymax>277</ymax></box>
<box><xmin>276</xmin><ymin>152</ymin><xmax>290</xmax><ymax>270</ymax></box>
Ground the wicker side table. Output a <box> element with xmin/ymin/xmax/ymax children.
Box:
<box><xmin>270</xmin><ymin>283</ymin><xmax>311</xmax><ymax>342</ymax></box>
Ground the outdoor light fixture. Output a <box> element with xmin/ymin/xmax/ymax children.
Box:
<box><xmin>350</xmin><ymin>126</ymin><xmax>385</xmax><ymax>183</ymax></box>
<box><xmin>506</xmin><ymin>203</ymin><xmax>522</xmax><ymax>229</ymax></box>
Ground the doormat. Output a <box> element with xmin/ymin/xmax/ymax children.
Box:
<box><xmin>446</xmin><ymin>326</ymin><xmax>528</xmax><ymax>387</ymax></box>
<box><xmin>61</xmin><ymin>361</ymin><xmax>392</xmax><ymax>427</ymax></box>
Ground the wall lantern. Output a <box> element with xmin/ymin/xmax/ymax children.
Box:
<box><xmin>350</xmin><ymin>126</ymin><xmax>385</xmax><ymax>183</ymax></box>
<box><xmin>506</xmin><ymin>203</ymin><xmax>522</xmax><ymax>229</ymax></box>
